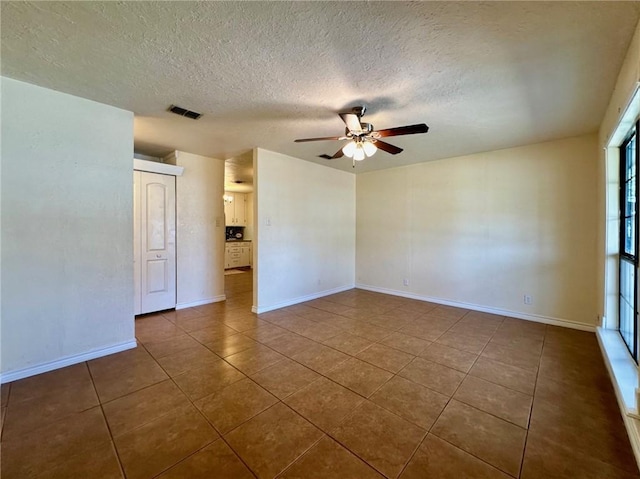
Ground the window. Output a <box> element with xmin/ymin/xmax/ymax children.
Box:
<box><xmin>620</xmin><ymin>123</ymin><xmax>638</xmax><ymax>359</ymax></box>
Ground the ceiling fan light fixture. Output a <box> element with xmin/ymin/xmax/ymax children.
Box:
<box><xmin>353</xmin><ymin>145</ymin><xmax>366</xmax><ymax>161</ymax></box>
<box><xmin>363</xmin><ymin>140</ymin><xmax>377</xmax><ymax>157</ymax></box>
<box><xmin>342</xmin><ymin>140</ymin><xmax>357</xmax><ymax>157</ymax></box>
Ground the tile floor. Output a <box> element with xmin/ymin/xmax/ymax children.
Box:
<box><xmin>1</xmin><ymin>270</ymin><xmax>639</xmax><ymax>478</ymax></box>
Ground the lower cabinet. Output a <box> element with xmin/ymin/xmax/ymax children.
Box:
<box><xmin>225</xmin><ymin>242</ymin><xmax>252</xmax><ymax>269</ymax></box>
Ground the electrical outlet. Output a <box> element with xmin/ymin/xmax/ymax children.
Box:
<box><xmin>403</xmin><ymin>279</ymin><xmax>409</xmax><ymax>286</ymax></box>
<box><xmin>523</xmin><ymin>294</ymin><xmax>532</xmax><ymax>305</ymax></box>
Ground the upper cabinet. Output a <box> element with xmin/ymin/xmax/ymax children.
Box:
<box><xmin>224</xmin><ymin>192</ymin><xmax>247</xmax><ymax>226</ymax></box>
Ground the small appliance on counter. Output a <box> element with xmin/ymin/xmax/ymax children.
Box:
<box><xmin>226</xmin><ymin>226</ymin><xmax>245</xmax><ymax>241</ymax></box>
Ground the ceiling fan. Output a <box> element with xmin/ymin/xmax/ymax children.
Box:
<box><xmin>294</xmin><ymin>106</ymin><xmax>429</xmax><ymax>165</ymax></box>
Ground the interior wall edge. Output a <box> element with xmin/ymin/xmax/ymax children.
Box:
<box><xmin>0</xmin><ymin>339</ymin><xmax>137</xmax><ymax>384</ymax></box>
<box><xmin>355</xmin><ymin>283</ymin><xmax>596</xmax><ymax>333</ymax></box>
<box><xmin>253</xmin><ymin>284</ymin><xmax>355</xmax><ymax>315</ymax></box>
<box><xmin>175</xmin><ymin>295</ymin><xmax>226</xmax><ymax>310</ymax></box>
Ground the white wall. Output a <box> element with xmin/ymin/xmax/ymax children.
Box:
<box><xmin>1</xmin><ymin>77</ymin><xmax>135</xmax><ymax>381</ymax></box>
<box><xmin>357</xmin><ymin>134</ymin><xmax>599</xmax><ymax>328</ymax></box>
<box><xmin>599</xmin><ymin>19</ymin><xmax>640</xmax><ymax>327</ymax></box>
<box><xmin>254</xmin><ymin>148</ymin><xmax>355</xmax><ymax>312</ymax></box>
<box><xmin>172</xmin><ymin>151</ymin><xmax>226</xmax><ymax>308</ymax></box>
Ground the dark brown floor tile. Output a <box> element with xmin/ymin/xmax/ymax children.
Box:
<box><xmin>534</xmin><ymin>373</ymin><xmax>617</xmax><ymax>417</ymax></box>
<box><xmin>538</xmin><ymin>347</ymin><xmax>610</xmax><ymax>389</ymax></box>
<box><xmin>462</xmin><ymin>311</ymin><xmax>504</xmax><ymax>325</ymax></box>
<box><xmin>400</xmin><ymin>434</ymin><xmax>511</xmax><ymax>479</ymax></box>
<box><xmin>453</xmin><ymin>375</ymin><xmax>532</xmax><ymax>428</ymax></box>
<box><xmin>195</xmin><ymin>378</ymin><xmax>278</xmax><ymax>434</ymax></box>
<box><xmin>1</xmin><ymin>407</ymin><xmax>112</xmax><ymax>479</ymax></box>
<box><xmin>102</xmin><ymin>379</ymin><xmax>189</xmax><ymax>436</ymax></box>
<box><xmin>221</xmin><ymin>314</ymin><xmax>261</xmax><ymax>332</ymax></box>
<box><xmin>529</xmin><ymin>395</ymin><xmax>637</xmax><ymax>473</ymax></box>
<box><xmin>263</xmin><ymin>331</ymin><xmax>316</xmax><ymax>357</ymax></box>
<box><xmin>469</xmin><ymin>357</ymin><xmax>537</xmax><ymax>395</ymax></box>
<box><xmin>32</xmin><ymin>441</ymin><xmax>124</xmax><ymax>479</ymax></box>
<box><xmin>429</xmin><ymin>305</ymin><xmax>469</xmax><ymax>321</ymax></box>
<box><xmin>356</xmin><ymin>343</ymin><xmax>414</xmax><ymax>373</ymax></box>
<box><xmin>243</xmin><ymin>323</ymin><xmax>289</xmax><ymax>343</ymax></box>
<box><xmin>291</xmin><ymin>342</ymin><xmax>350</xmax><ymax>375</ymax></box>
<box><xmin>398</xmin><ymin>319</ymin><xmax>451</xmax><ymax>341</ymax></box>
<box><xmin>172</xmin><ymin>361</ymin><xmax>245</xmax><ymax>401</ymax></box>
<box><xmin>435</xmin><ymin>330</ymin><xmax>490</xmax><ymax>354</ymax></box>
<box><xmin>1</xmin><ymin>383</ymin><xmax>10</xmax><ymax>407</ymax></box>
<box><xmin>205</xmin><ymin>333</ymin><xmax>258</xmax><ymax>357</ymax></box>
<box><xmin>251</xmin><ymin>357</ymin><xmax>320</xmax><ymax>399</ymax></box>
<box><xmin>480</xmin><ymin>341</ymin><xmax>541</xmax><ymax>371</ymax></box>
<box><xmin>431</xmin><ymin>400</ymin><xmax>526</xmax><ymax>477</ymax></box>
<box><xmin>143</xmin><ymin>334</ymin><xmax>202</xmax><ymax>359</ymax></box>
<box><xmin>370</xmin><ymin>375</ymin><xmax>448</xmax><ymax>429</ymax></box>
<box><xmin>420</xmin><ymin>342</ymin><xmax>478</xmax><ymax>373</ymax></box>
<box><xmin>497</xmin><ymin>318</ymin><xmax>546</xmax><ymax>340</ymax></box>
<box><xmin>161</xmin><ymin>307</ymin><xmax>206</xmax><ymax>323</ymax></box>
<box><xmin>331</xmin><ymin>400</ymin><xmax>426</xmax><ymax>479</ymax></box>
<box><xmin>489</xmin><ymin>332</ymin><xmax>544</xmax><ymax>354</ymax></box>
<box><xmin>251</xmin><ymin>358</ymin><xmax>320</xmax><ymax>399</ymax></box>
<box><xmin>322</xmin><ymin>332</ymin><xmax>374</xmax><ymax>355</ymax></box>
<box><xmin>87</xmin><ymin>346</ymin><xmax>154</xmax><ymax>379</ymax></box>
<box><xmin>521</xmin><ymin>431</ymin><xmax>640</xmax><ymax>479</ymax></box>
<box><xmin>2</xmin><ymin>377</ymin><xmax>98</xmax><ymax>440</ymax></box>
<box><xmin>280</xmin><ymin>435</ymin><xmax>384</xmax><ymax>479</ymax></box>
<box><xmin>171</xmin><ymin>314</ymin><xmax>226</xmax><ymax>333</ymax></box>
<box><xmin>398</xmin><ymin>357</ymin><xmax>465</xmax><ymax>396</ymax></box>
<box><xmin>284</xmin><ymin>377</ymin><xmax>364</xmax><ymax>432</ymax></box>
<box><xmin>346</xmin><ymin>321</ymin><xmax>394</xmax><ymax>342</ymax></box>
<box><xmin>447</xmin><ymin>322</ymin><xmax>496</xmax><ymax>340</ymax></box>
<box><xmin>157</xmin><ymin>439</ymin><xmax>254</xmax><ymax>479</ymax></box>
<box><xmin>155</xmin><ymin>344</ymin><xmax>222</xmax><ymax>377</ymax></box>
<box><xmin>326</xmin><ymin>357</ymin><xmax>393</xmax><ymax>397</ymax></box>
<box><xmin>114</xmin><ymin>405</ymin><xmax>218</xmax><ymax>479</ymax></box>
<box><xmin>379</xmin><ymin>331</ymin><xmax>431</xmax><ymax>355</ymax></box>
<box><xmin>92</xmin><ymin>355</ymin><xmax>169</xmax><ymax>403</ymax></box>
<box><xmin>224</xmin><ymin>344</ymin><xmax>285</xmax><ymax>375</ymax></box>
<box><xmin>9</xmin><ymin>363</ymin><xmax>91</xmax><ymax>404</ymax></box>
<box><xmin>225</xmin><ymin>403</ymin><xmax>323</xmax><ymax>479</ymax></box>
<box><xmin>392</xmin><ymin>299</ymin><xmax>438</xmax><ymax>314</ymax></box>
<box><xmin>544</xmin><ymin>325</ymin><xmax>597</xmax><ymax>350</ymax></box>
<box><xmin>135</xmin><ymin>316</ymin><xmax>184</xmax><ymax>342</ymax></box>
<box><xmin>188</xmin><ymin>323</ymin><xmax>238</xmax><ymax>343</ymax></box>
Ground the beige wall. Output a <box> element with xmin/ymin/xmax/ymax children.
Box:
<box><xmin>357</xmin><ymin>134</ymin><xmax>599</xmax><ymax>327</ymax></box>
<box><xmin>599</xmin><ymin>20</ymin><xmax>640</xmax><ymax>327</ymax></box>
<box><xmin>173</xmin><ymin>151</ymin><xmax>226</xmax><ymax>308</ymax></box>
<box><xmin>254</xmin><ymin>148</ymin><xmax>355</xmax><ymax>312</ymax></box>
<box><xmin>1</xmin><ymin>77</ymin><xmax>135</xmax><ymax>380</ymax></box>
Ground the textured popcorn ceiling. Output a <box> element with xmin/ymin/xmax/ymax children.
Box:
<box><xmin>2</xmin><ymin>2</ymin><xmax>639</xmax><ymax>174</ymax></box>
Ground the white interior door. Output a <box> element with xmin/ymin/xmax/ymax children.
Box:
<box><xmin>137</xmin><ymin>171</ymin><xmax>176</xmax><ymax>314</ymax></box>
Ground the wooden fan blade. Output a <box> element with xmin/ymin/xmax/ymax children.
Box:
<box><xmin>375</xmin><ymin>123</ymin><xmax>429</xmax><ymax>138</ymax></box>
<box><xmin>339</xmin><ymin>113</ymin><xmax>363</xmax><ymax>133</ymax></box>
<box><xmin>319</xmin><ymin>148</ymin><xmax>345</xmax><ymax>160</ymax></box>
<box><xmin>295</xmin><ymin>136</ymin><xmax>343</xmax><ymax>142</ymax></box>
<box><xmin>375</xmin><ymin>140</ymin><xmax>403</xmax><ymax>155</ymax></box>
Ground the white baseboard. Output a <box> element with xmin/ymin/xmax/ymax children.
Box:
<box><xmin>253</xmin><ymin>284</ymin><xmax>355</xmax><ymax>314</ymax></box>
<box><xmin>0</xmin><ymin>339</ymin><xmax>137</xmax><ymax>384</ymax></box>
<box><xmin>355</xmin><ymin>283</ymin><xmax>595</xmax><ymax>332</ymax></box>
<box><xmin>596</xmin><ymin>328</ymin><xmax>640</xmax><ymax>470</ymax></box>
<box><xmin>176</xmin><ymin>295</ymin><xmax>226</xmax><ymax>310</ymax></box>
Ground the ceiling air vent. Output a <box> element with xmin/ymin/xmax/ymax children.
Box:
<box><xmin>168</xmin><ymin>105</ymin><xmax>202</xmax><ymax>120</ymax></box>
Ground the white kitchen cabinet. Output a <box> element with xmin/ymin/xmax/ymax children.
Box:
<box><xmin>224</xmin><ymin>192</ymin><xmax>246</xmax><ymax>226</ymax></box>
<box><xmin>225</xmin><ymin>241</ymin><xmax>252</xmax><ymax>269</ymax></box>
